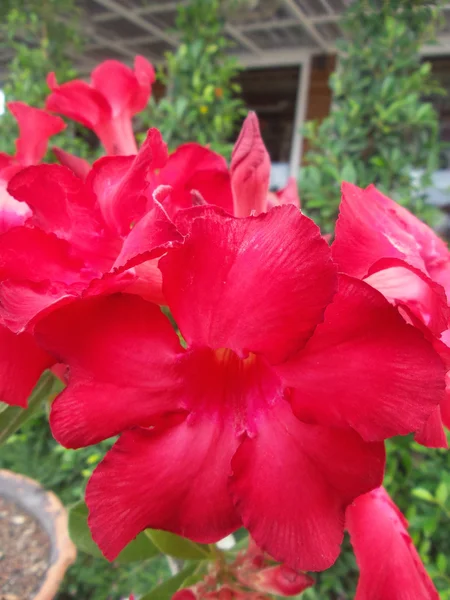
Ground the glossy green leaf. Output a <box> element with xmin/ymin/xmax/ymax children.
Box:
<box><xmin>146</xmin><ymin>529</ymin><xmax>211</xmax><ymax>560</ymax></box>
<box><xmin>140</xmin><ymin>564</ymin><xmax>197</xmax><ymax>600</ymax></box>
<box><xmin>69</xmin><ymin>502</ymin><xmax>160</xmax><ymax>563</ymax></box>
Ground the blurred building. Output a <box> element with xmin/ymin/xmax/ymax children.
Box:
<box><xmin>64</xmin><ymin>1</ymin><xmax>450</xmax><ymax>193</ymax></box>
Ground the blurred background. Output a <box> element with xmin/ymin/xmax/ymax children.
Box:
<box><xmin>0</xmin><ymin>1</ymin><xmax>449</xmax><ymax>598</ymax></box>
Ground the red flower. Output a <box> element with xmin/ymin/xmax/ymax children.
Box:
<box><xmin>0</xmin><ymin>130</ymin><xmax>181</xmax><ymax>406</ymax></box>
<box><xmin>34</xmin><ymin>204</ymin><xmax>445</xmax><ymax>571</ymax></box>
<box><xmin>46</xmin><ymin>56</ymin><xmax>155</xmax><ymax>155</ymax></box>
<box><xmin>332</xmin><ymin>182</ymin><xmax>450</xmax><ymax>445</ymax></box>
<box><xmin>0</xmin><ymin>102</ymin><xmax>65</xmax><ymax>234</ymax></box>
<box><xmin>0</xmin><ymin>102</ymin><xmax>66</xmax><ymax>406</ymax></box>
<box><xmin>347</xmin><ymin>487</ymin><xmax>439</xmax><ymax>600</ymax></box>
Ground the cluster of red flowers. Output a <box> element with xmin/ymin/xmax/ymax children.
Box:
<box><xmin>0</xmin><ymin>56</ymin><xmax>448</xmax><ymax>599</ymax></box>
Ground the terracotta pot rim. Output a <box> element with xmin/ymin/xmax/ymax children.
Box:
<box><xmin>0</xmin><ymin>469</ymin><xmax>77</xmax><ymax>600</ymax></box>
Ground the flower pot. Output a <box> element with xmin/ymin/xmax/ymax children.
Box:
<box><xmin>0</xmin><ymin>469</ymin><xmax>76</xmax><ymax>599</ymax></box>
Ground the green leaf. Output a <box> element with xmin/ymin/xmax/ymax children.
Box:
<box><xmin>437</xmin><ymin>553</ymin><xmax>447</xmax><ymax>573</ymax></box>
<box><xmin>412</xmin><ymin>487</ymin><xmax>434</xmax><ymax>503</ymax></box>
<box><xmin>436</xmin><ymin>482</ymin><xmax>448</xmax><ymax>505</ymax></box>
<box><xmin>0</xmin><ymin>372</ymin><xmax>55</xmax><ymax>446</ymax></box>
<box><xmin>140</xmin><ymin>564</ymin><xmax>197</xmax><ymax>600</ymax></box>
<box><xmin>341</xmin><ymin>162</ymin><xmax>357</xmax><ymax>183</ymax></box>
<box><xmin>146</xmin><ymin>529</ymin><xmax>211</xmax><ymax>560</ymax></box>
<box><xmin>69</xmin><ymin>502</ymin><xmax>160</xmax><ymax>563</ymax></box>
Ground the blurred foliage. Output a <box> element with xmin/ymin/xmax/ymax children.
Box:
<box><xmin>0</xmin><ymin>409</ymin><xmax>170</xmax><ymax>599</ymax></box>
<box><xmin>300</xmin><ymin>0</ymin><xmax>446</xmax><ymax>231</ymax></box>
<box><xmin>0</xmin><ymin>0</ymin><xmax>98</xmax><ymax>160</ymax></box>
<box><xmin>143</xmin><ymin>0</ymin><xmax>246</xmax><ymax>158</ymax></box>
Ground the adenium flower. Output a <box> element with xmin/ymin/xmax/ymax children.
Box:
<box><xmin>234</xmin><ymin>538</ymin><xmax>314</xmax><ymax>596</ymax></box>
<box><xmin>0</xmin><ymin>101</ymin><xmax>65</xmax><ymax>233</ymax></box>
<box><xmin>0</xmin><ymin>102</ymin><xmax>66</xmax><ymax>406</ymax></box>
<box><xmin>46</xmin><ymin>56</ymin><xmax>155</xmax><ymax>155</ymax></box>
<box><xmin>332</xmin><ymin>182</ymin><xmax>450</xmax><ymax>445</ymax></box>
<box><xmin>33</xmin><ymin>202</ymin><xmax>445</xmax><ymax>571</ymax></box>
<box><xmin>347</xmin><ymin>487</ymin><xmax>439</xmax><ymax>600</ymax></box>
<box><xmin>0</xmin><ymin>129</ymin><xmax>182</xmax><ymax>406</ymax></box>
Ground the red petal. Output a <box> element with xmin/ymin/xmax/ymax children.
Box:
<box><xmin>276</xmin><ymin>275</ymin><xmax>445</xmax><ymax>441</ymax></box>
<box><xmin>414</xmin><ymin>406</ymin><xmax>448</xmax><ymax>449</ymax></box>
<box><xmin>229</xmin><ymin>399</ymin><xmax>385</xmax><ymax>571</ymax></box>
<box><xmin>52</xmin><ymin>147</ymin><xmax>91</xmax><ymax>180</ymax></box>
<box><xmin>0</xmin><ymin>325</ymin><xmax>53</xmax><ymax>407</ymax></box>
<box><xmin>8</xmin><ymin>102</ymin><xmax>65</xmax><ymax>166</ymax></box>
<box><xmin>0</xmin><ymin>280</ymin><xmax>76</xmax><ymax>333</ymax></box>
<box><xmin>46</xmin><ymin>73</ymin><xmax>111</xmax><ymax>129</ymax></box>
<box><xmin>35</xmin><ymin>294</ymin><xmax>185</xmax><ymax>447</ymax></box>
<box><xmin>8</xmin><ymin>164</ymin><xmax>119</xmax><ymax>267</ymax></box>
<box><xmin>130</xmin><ymin>55</ymin><xmax>156</xmax><ymax>114</ymax></box>
<box><xmin>267</xmin><ymin>177</ymin><xmax>301</xmax><ymax>210</ymax></box>
<box><xmin>88</xmin><ymin>128</ymin><xmax>168</xmax><ymax>235</ymax></box>
<box><xmin>0</xmin><ymin>226</ymin><xmax>87</xmax><ymax>284</ymax></box>
<box><xmin>91</xmin><ymin>60</ymin><xmax>141</xmax><ymax>117</ymax></box>
<box><xmin>332</xmin><ymin>183</ymin><xmax>425</xmax><ymax>278</ymax></box>
<box><xmin>113</xmin><ymin>204</ymin><xmax>183</xmax><ymax>273</ymax></box>
<box><xmin>161</xmin><ymin>205</ymin><xmax>336</xmax><ymax>363</ymax></box>
<box><xmin>230</xmin><ymin>112</ymin><xmax>271</xmax><ymax>217</ymax></box>
<box><xmin>364</xmin><ymin>258</ymin><xmax>449</xmax><ymax>335</ymax></box>
<box><xmin>91</xmin><ymin>56</ymin><xmax>154</xmax><ymax>117</ymax></box>
<box><xmin>347</xmin><ymin>487</ymin><xmax>439</xmax><ymax>600</ymax></box>
<box><xmin>155</xmin><ymin>143</ymin><xmax>232</xmax><ymax>215</ymax></box>
<box><xmin>86</xmin><ymin>418</ymin><xmax>241</xmax><ymax>560</ymax></box>
<box><xmin>0</xmin><ymin>179</ymin><xmax>31</xmax><ymax>233</ymax></box>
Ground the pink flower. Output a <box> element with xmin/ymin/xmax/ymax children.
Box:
<box><xmin>46</xmin><ymin>56</ymin><xmax>155</xmax><ymax>155</ymax></box>
<box><xmin>34</xmin><ymin>203</ymin><xmax>445</xmax><ymax>571</ymax></box>
<box><xmin>332</xmin><ymin>182</ymin><xmax>450</xmax><ymax>445</ymax></box>
<box><xmin>347</xmin><ymin>487</ymin><xmax>439</xmax><ymax>600</ymax></box>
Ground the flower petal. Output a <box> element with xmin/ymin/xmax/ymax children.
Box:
<box><xmin>52</xmin><ymin>146</ymin><xmax>91</xmax><ymax>180</ymax></box>
<box><xmin>229</xmin><ymin>399</ymin><xmax>385</xmax><ymax>571</ymax></box>
<box><xmin>8</xmin><ymin>101</ymin><xmax>65</xmax><ymax>166</ymax></box>
<box><xmin>0</xmin><ymin>280</ymin><xmax>76</xmax><ymax>333</ymax></box>
<box><xmin>414</xmin><ymin>406</ymin><xmax>448</xmax><ymax>449</ymax></box>
<box><xmin>230</xmin><ymin>112</ymin><xmax>271</xmax><ymax>217</ymax></box>
<box><xmin>347</xmin><ymin>487</ymin><xmax>439</xmax><ymax>600</ymax></box>
<box><xmin>86</xmin><ymin>418</ymin><xmax>241</xmax><ymax>560</ymax></box>
<box><xmin>88</xmin><ymin>128</ymin><xmax>168</xmax><ymax>235</ymax></box>
<box><xmin>91</xmin><ymin>56</ymin><xmax>154</xmax><ymax>117</ymax></box>
<box><xmin>113</xmin><ymin>204</ymin><xmax>183</xmax><ymax>273</ymax></box>
<box><xmin>35</xmin><ymin>294</ymin><xmax>185</xmax><ymax>446</ymax></box>
<box><xmin>46</xmin><ymin>72</ymin><xmax>111</xmax><ymax>129</ymax></box>
<box><xmin>0</xmin><ymin>178</ymin><xmax>32</xmax><ymax>233</ymax></box>
<box><xmin>0</xmin><ymin>226</ymin><xmax>88</xmax><ymax>284</ymax></box>
<box><xmin>0</xmin><ymin>325</ymin><xmax>53</xmax><ymax>407</ymax></box>
<box><xmin>276</xmin><ymin>275</ymin><xmax>445</xmax><ymax>441</ymax></box>
<box><xmin>154</xmin><ymin>143</ymin><xmax>232</xmax><ymax>215</ymax></box>
<box><xmin>161</xmin><ymin>205</ymin><xmax>336</xmax><ymax>363</ymax></box>
<box><xmin>364</xmin><ymin>258</ymin><xmax>449</xmax><ymax>335</ymax></box>
<box><xmin>332</xmin><ymin>183</ymin><xmax>425</xmax><ymax>278</ymax></box>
